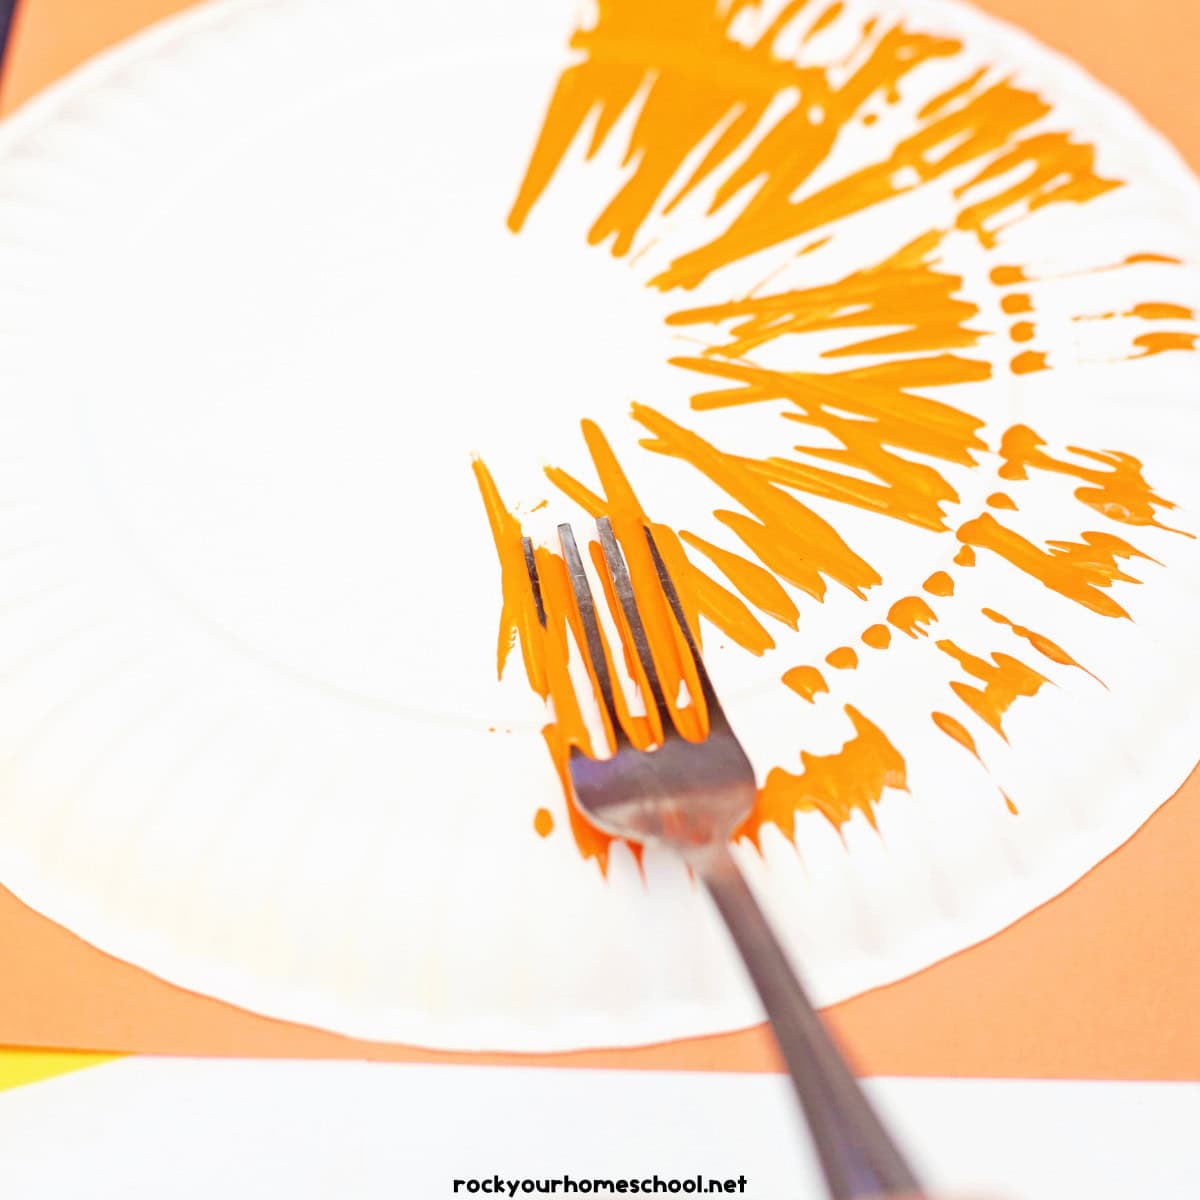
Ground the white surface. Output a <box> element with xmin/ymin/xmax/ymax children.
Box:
<box><xmin>1</xmin><ymin>1059</ymin><xmax>1198</xmax><ymax>1199</ymax></box>
<box><xmin>0</xmin><ymin>0</ymin><xmax>1197</xmax><ymax>1050</ymax></box>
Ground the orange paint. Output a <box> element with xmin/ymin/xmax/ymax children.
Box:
<box><xmin>533</xmin><ymin>808</ymin><xmax>555</xmax><ymax>838</ymax></box>
<box><xmin>987</xmin><ymin>491</ymin><xmax>1018</xmax><ymax>510</ymax></box>
<box><xmin>748</xmin><ymin>706</ymin><xmax>907</xmax><ymax>839</ymax></box>
<box><xmin>680</xmin><ymin>529</ymin><xmax>800</xmax><ymax>629</ymax></box>
<box><xmin>982</xmin><ymin>607</ymin><xmax>1102</xmax><ymax>684</ymax></box>
<box><xmin>1011</xmin><ymin>350</ymin><xmax>1048</xmax><ymax>374</ymax></box>
<box><xmin>923</xmin><ymin>571</ymin><xmax>954</xmax><ymax>597</ymax></box>
<box><xmin>958</xmin><ymin>514</ymin><xmax>1152</xmax><ymax>619</ymax></box>
<box><xmin>888</xmin><ymin>595</ymin><xmax>937</xmax><ymax>637</ymax></box>
<box><xmin>936</xmin><ymin>640</ymin><xmax>1049</xmax><ymax>739</ymax></box>
<box><xmin>1134</xmin><ymin>331</ymin><xmax>1198</xmax><ymax>357</ymax></box>
<box><xmin>782</xmin><ymin>665</ymin><xmax>828</xmax><ymax>703</ymax></box>
<box><xmin>862</xmin><ymin>624</ymin><xmax>892</xmax><ymax>649</ymax></box>
<box><xmin>1001</xmin><ymin>292</ymin><xmax>1033</xmax><ymax>314</ymax></box>
<box><xmin>1127</xmin><ymin>302</ymin><xmax>1195</xmax><ymax>320</ymax></box>
<box><xmin>954</xmin><ymin>545</ymin><xmax>976</xmax><ymax>567</ymax></box>
<box><xmin>932</xmin><ymin>710</ymin><xmax>981</xmax><ymax>758</ymax></box>
<box><xmin>826</xmin><ymin>646</ymin><xmax>859</xmax><ymax>670</ymax></box>
<box><xmin>997</xmin><ymin>424</ymin><xmax>1183</xmax><ymax>532</ymax></box>
<box><xmin>1009</xmin><ymin>321</ymin><xmax>1036</xmax><ymax>342</ymax></box>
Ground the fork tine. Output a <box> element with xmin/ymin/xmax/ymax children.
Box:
<box><xmin>557</xmin><ymin>523</ymin><xmax>626</xmax><ymax>749</ymax></box>
<box><xmin>643</xmin><ymin>525</ymin><xmax>728</xmax><ymax>730</ymax></box>
<box><xmin>595</xmin><ymin>517</ymin><xmax>674</xmax><ymax>735</ymax></box>
<box><xmin>521</xmin><ymin>536</ymin><xmax>547</xmax><ymax>629</ymax></box>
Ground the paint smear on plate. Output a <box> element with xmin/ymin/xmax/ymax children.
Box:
<box><xmin>479</xmin><ymin>0</ymin><xmax>1193</xmax><ymax>863</ymax></box>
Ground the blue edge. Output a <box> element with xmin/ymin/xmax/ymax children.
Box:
<box><xmin>0</xmin><ymin>0</ymin><xmax>18</xmax><ymax>96</ymax></box>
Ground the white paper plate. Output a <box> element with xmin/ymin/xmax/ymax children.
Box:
<box><xmin>0</xmin><ymin>0</ymin><xmax>1197</xmax><ymax>1050</ymax></box>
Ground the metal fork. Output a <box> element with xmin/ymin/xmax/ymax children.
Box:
<box><xmin>544</xmin><ymin>517</ymin><xmax>924</xmax><ymax>1200</ymax></box>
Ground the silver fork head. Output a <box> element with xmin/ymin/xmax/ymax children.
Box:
<box><xmin>535</xmin><ymin>517</ymin><xmax>757</xmax><ymax>851</ymax></box>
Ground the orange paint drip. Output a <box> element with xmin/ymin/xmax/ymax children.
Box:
<box><xmin>997</xmin><ymin>424</ymin><xmax>1183</xmax><ymax>532</ymax></box>
<box><xmin>533</xmin><ymin>808</ymin><xmax>555</xmax><ymax>837</ymax></box>
<box><xmin>1133</xmin><ymin>332</ymin><xmax>1198</xmax><ymax>357</ymax></box>
<box><xmin>747</xmin><ymin>706</ymin><xmax>907</xmax><ymax>838</ymax></box>
<box><xmin>826</xmin><ymin>646</ymin><xmax>859</xmax><ymax>670</ymax></box>
<box><xmin>782</xmin><ymin>665</ymin><xmax>828</xmax><ymax>702</ymax></box>
<box><xmin>936</xmin><ymin>639</ymin><xmax>1049</xmax><ymax>739</ymax></box>
<box><xmin>954</xmin><ymin>545</ymin><xmax>976</xmax><ymax>567</ymax></box>
<box><xmin>981</xmin><ymin>607</ymin><xmax>1104</xmax><ymax>686</ymax></box>
<box><xmin>1011</xmin><ymin>350</ymin><xmax>1047</xmax><ymax>374</ymax></box>
<box><xmin>862</xmin><ymin>623</ymin><xmax>892</xmax><ymax>649</ymax></box>
<box><xmin>632</xmin><ymin>401</ymin><xmax>882</xmax><ymax>599</ymax></box>
<box><xmin>987</xmin><ymin>492</ymin><xmax>1017</xmax><ymax>510</ymax></box>
<box><xmin>958</xmin><ymin>515</ymin><xmax>1153</xmax><ymax>619</ymax></box>
<box><xmin>673</xmin><ymin>356</ymin><xmax>987</xmax><ymax>533</ymax></box>
<box><xmin>923</xmin><ymin>571</ymin><xmax>954</xmax><ymax>597</ymax></box>
<box><xmin>888</xmin><ymin>595</ymin><xmax>937</xmax><ymax>637</ymax></box>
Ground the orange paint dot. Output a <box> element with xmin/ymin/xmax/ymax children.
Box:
<box><xmin>1000</xmin><ymin>293</ymin><xmax>1032</xmax><ymax>314</ymax></box>
<box><xmin>782</xmin><ymin>665</ymin><xmax>828</xmax><ymax>702</ymax></box>
<box><xmin>954</xmin><ymin>545</ymin><xmax>976</xmax><ymax>567</ymax></box>
<box><xmin>922</xmin><ymin>571</ymin><xmax>954</xmax><ymax>597</ymax></box>
<box><xmin>1009</xmin><ymin>321</ymin><xmax>1035</xmax><ymax>342</ymax></box>
<box><xmin>825</xmin><ymin>646</ymin><xmax>859</xmax><ymax>670</ymax></box>
<box><xmin>990</xmin><ymin>265</ymin><xmax>1026</xmax><ymax>285</ymax></box>
<box><xmin>987</xmin><ymin>492</ymin><xmax>1017</xmax><ymax>510</ymax></box>
<box><xmin>861</xmin><ymin>624</ymin><xmax>891</xmax><ymax>649</ymax></box>
<box><xmin>1011</xmin><ymin>350</ymin><xmax>1048</xmax><ymax>375</ymax></box>
<box><xmin>533</xmin><ymin>808</ymin><xmax>555</xmax><ymax>838</ymax></box>
<box><xmin>888</xmin><ymin>595</ymin><xmax>937</xmax><ymax>638</ymax></box>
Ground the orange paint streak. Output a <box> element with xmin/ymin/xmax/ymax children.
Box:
<box><xmin>680</xmin><ymin>530</ymin><xmax>800</xmax><ymax>629</ymax></box>
<box><xmin>987</xmin><ymin>492</ymin><xmax>1017</xmax><ymax>510</ymax></box>
<box><xmin>1133</xmin><ymin>332</ymin><xmax>1198</xmax><ymax>357</ymax></box>
<box><xmin>931</xmin><ymin>710</ymin><xmax>980</xmax><ymax>758</ymax></box>
<box><xmin>782</xmin><ymin>665</ymin><xmax>828</xmax><ymax>702</ymax></box>
<box><xmin>957</xmin><ymin>515</ymin><xmax>1153</xmax><ymax>619</ymax></box>
<box><xmin>990</xmin><ymin>265</ymin><xmax>1026</xmax><ymax>285</ymax></box>
<box><xmin>533</xmin><ymin>808</ymin><xmax>555</xmax><ymax>838</ymax></box>
<box><xmin>888</xmin><ymin>595</ymin><xmax>937</xmax><ymax>638</ymax></box>
<box><xmin>997</xmin><ymin>424</ymin><xmax>1183</xmax><ymax>532</ymax></box>
<box><xmin>1127</xmin><ymin>302</ymin><xmax>1195</xmax><ymax>320</ymax></box>
<box><xmin>826</xmin><ymin>646</ymin><xmax>859</xmax><ymax>670</ymax></box>
<box><xmin>633</xmin><ymin>402</ymin><xmax>881</xmax><ymax>599</ymax></box>
<box><xmin>748</xmin><ymin>706</ymin><xmax>907</xmax><ymax>838</ymax></box>
<box><xmin>862</xmin><ymin>623</ymin><xmax>892</xmax><ymax>649</ymax></box>
<box><xmin>937</xmin><ymin>640</ymin><xmax>1049</xmax><ymax>739</ymax></box>
<box><xmin>954</xmin><ymin>545</ymin><xmax>976</xmax><ymax>567</ymax></box>
<box><xmin>982</xmin><ymin>607</ymin><xmax>1103</xmax><ymax>685</ymax></box>
<box><xmin>674</xmin><ymin>356</ymin><xmax>987</xmax><ymax>533</ymax></box>
<box><xmin>923</xmin><ymin>571</ymin><xmax>954</xmax><ymax>597</ymax></box>
<box><xmin>667</xmin><ymin>232</ymin><xmax>982</xmax><ymax>361</ymax></box>
<box><xmin>1011</xmin><ymin>350</ymin><xmax>1047</xmax><ymax>374</ymax></box>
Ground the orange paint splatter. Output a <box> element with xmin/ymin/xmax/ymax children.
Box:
<box><xmin>987</xmin><ymin>492</ymin><xmax>1017</xmax><ymax>510</ymax></box>
<box><xmin>1001</xmin><ymin>292</ymin><xmax>1032</xmax><ymax>314</ymax></box>
<box><xmin>923</xmin><ymin>571</ymin><xmax>954</xmax><ymax>597</ymax></box>
<box><xmin>958</xmin><ymin>514</ymin><xmax>1153</xmax><ymax>619</ymax></box>
<box><xmin>680</xmin><ymin>529</ymin><xmax>800</xmax><ymax>629</ymax></box>
<box><xmin>534</xmin><ymin>808</ymin><xmax>555</xmax><ymax>837</ymax></box>
<box><xmin>931</xmin><ymin>710</ymin><xmax>980</xmax><ymax>758</ymax></box>
<box><xmin>747</xmin><ymin>706</ymin><xmax>907</xmax><ymax>839</ymax></box>
<box><xmin>862</xmin><ymin>623</ymin><xmax>892</xmax><ymax>649</ymax></box>
<box><xmin>782</xmin><ymin>665</ymin><xmax>828</xmax><ymax>702</ymax></box>
<box><xmin>1009</xmin><ymin>321</ymin><xmax>1035</xmax><ymax>342</ymax></box>
<box><xmin>937</xmin><ymin>639</ymin><xmax>1049</xmax><ymax>739</ymax></box>
<box><xmin>997</xmin><ymin>424</ymin><xmax>1184</xmax><ymax>532</ymax></box>
<box><xmin>954</xmin><ymin>545</ymin><xmax>976</xmax><ymax>567</ymax></box>
<box><xmin>1011</xmin><ymin>350</ymin><xmax>1047</xmax><ymax>374</ymax></box>
<box><xmin>888</xmin><ymin>595</ymin><xmax>937</xmax><ymax>638</ymax></box>
<box><xmin>826</xmin><ymin>646</ymin><xmax>859</xmax><ymax>670</ymax></box>
<box><xmin>982</xmin><ymin>607</ymin><xmax>1103</xmax><ymax>685</ymax></box>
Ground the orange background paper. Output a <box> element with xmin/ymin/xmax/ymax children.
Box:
<box><xmin>0</xmin><ymin>0</ymin><xmax>1198</xmax><ymax>1080</ymax></box>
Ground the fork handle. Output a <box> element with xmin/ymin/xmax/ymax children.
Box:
<box><xmin>688</xmin><ymin>840</ymin><xmax>924</xmax><ymax>1200</ymax></box>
